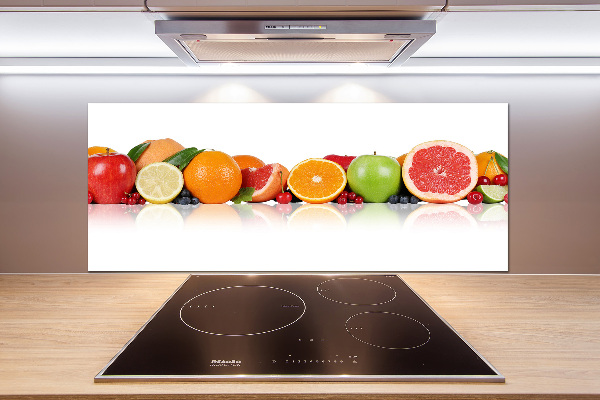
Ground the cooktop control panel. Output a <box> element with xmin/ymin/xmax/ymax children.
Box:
<box><xmin>95</xmin><ymin>274</ymin><xmax>503</xmax><ymax>382</ymax></box>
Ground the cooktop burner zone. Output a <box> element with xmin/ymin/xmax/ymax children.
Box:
<box><xmin>95</xmin><ymin>274</ymin><xmax>504</xmax><ymax>382</ymax></box>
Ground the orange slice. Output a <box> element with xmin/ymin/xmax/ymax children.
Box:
<box><xmin>287</xmin><ymin>158</ymin><xmax>347</xmax><ymax>204</ymax></box>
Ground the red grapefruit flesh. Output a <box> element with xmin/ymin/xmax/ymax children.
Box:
<box><xmin>241</xmin><ymin>163</ymin><xmax>290</xmax><ymax>202</ymax></box>
<box><xmin>402</xmin><ymin>140</ymin><xmax>478</xmax><ymax>203</ymax></box>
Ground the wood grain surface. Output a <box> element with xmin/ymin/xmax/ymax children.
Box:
<box><xmin>0</xmin><ymin>273</ymin><xmax>598</xmax><ymax>400</ymax></box>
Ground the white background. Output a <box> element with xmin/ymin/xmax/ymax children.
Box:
<box><xmin>88</xmin><ymin>103</ymin><xmax>508</xmax><ymax>272</ymax></box>
<box><xmin>89</xmin><ymin>103</ymin><xmax>508</xmax><ymax>166</ymax></box>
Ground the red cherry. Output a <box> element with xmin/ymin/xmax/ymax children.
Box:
<box><xmin>477</xmin><ymin>176</ymin><xmax>491</xmax><ymax>186</ymax></box>
<box><xmin>347</xmin><ymin>192</ymin><xmax>357</xmax><ymax>202</ymax></box>
<box><xmin>504</xmin><ymin>193</ymin><xmax>508</xmax><ymax>203</ymax></box>
<box><xmin>276</xmin><ymin>192</ymin><xmax>292</xmax><ymax>204</ymax></box>
<box><xmin>138</xmin><ymin>198</ymin><xmax>146</xmax><ymax>205</ymax></box>
<box><xmin>127</xmin><ymin>197</ymin><xmax>137</xmax><ymax>206</ymax></box>
<box><xmin>337</xmin><ymin>196</ymin><xmax>348</xmax><ymax>205</ymax></box>
<box><xmin>493</xmin><ymin>174</ymin><xmax>508</xmax><ymax>186</ymax></box>
<box><xmin>131</xmin><ymin>193</ymin><xmax>141</xmax><ymax>200</ymax></box>
<box><xmin>120</xmin><ymin>196</ymin><xmax>128</xmax><ymax>204</ymax></box>
<box><xmin>467</xmin><ymin>191</ymin><xmax>483</xmax><ymax>205</ymax></box>
<box><xmin>354</xmin><ymin>196</ymin><xmax>364</xmax><ymax>204</ymax></box>
<box><xmin>88</xmin><ymin>192</ymin><xmax>93</xmax><ymax>204</ymax></box>
<box><xmin>339</xmin><ymin>191</ymin><xmax>348</xmax><ymax>198</ymax></box>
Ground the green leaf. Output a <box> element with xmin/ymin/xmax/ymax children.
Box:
<box><xmin>163</xmin><ymin>148</ymin><xmax>205</xmax><ymax>171</ymax></box>
<box><xmin>231</xmin><ymin>187</ymin><xmax>255</xmax><ymax>204</ymax></box>
<box><xmin>495</xmin><ymin>152</ymin><xmax>508</xmax><ymax>174</ymax></box>
<box><xmin>127</xmin><ymin>142</ymin><xmax>150</xmax><ymax>162</ymax></box>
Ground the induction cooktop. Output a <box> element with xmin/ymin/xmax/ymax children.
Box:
<box><xmin>95</xmin><ymin>274</ymin><xmax>504</xmax><ymax>382</ymax></box>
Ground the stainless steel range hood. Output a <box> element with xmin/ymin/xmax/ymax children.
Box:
<box><xmin>155</xmin><ymin>20</ymin><xmax>435</xmax><ymax>67</ymax></box>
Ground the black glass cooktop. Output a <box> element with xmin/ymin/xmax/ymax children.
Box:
<box><xmin>95</xmin><ymin>274</ymin><xmax>504</xmax><ymax>382</ymax></box>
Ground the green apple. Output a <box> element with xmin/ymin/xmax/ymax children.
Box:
<box><xmin>347</xmin><ymin>154</ymin><xmax>402</xmax><ymax>203</ymax></box>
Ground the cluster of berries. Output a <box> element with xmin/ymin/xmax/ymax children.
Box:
<box><xmin>388</xmin><ymin>194</ymin><xmax>420</xmax><ymax>204</ymax></box>
<box><xmin>121</xmin><ymin>192</ymin><xmax>146</xmax><ymax>205</ymax></box>
<box><xmin>336</xmin><ymin>191</ymin><xmax>364</xmax><ymax>205</ymax></box>
<box><xmin>172</xmin><ymin>189</ymin><xmax>200</xmax><ymax>205</ymax></box>
<box><xmin>467</xmin><ymin>174</ymin><xmax>508</xmax><ymax>205</ymax></box>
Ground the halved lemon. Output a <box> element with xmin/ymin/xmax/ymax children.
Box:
<box><xmin>135</xmin><ymin>162</ymin><xmax>184</xmax><ymax>204</ymax></box>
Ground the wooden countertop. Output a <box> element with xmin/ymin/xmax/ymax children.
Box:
<box><xmin>0</xmin><ymin>273</ymin><xmax>598</xmax><ymax>400</ymax></box>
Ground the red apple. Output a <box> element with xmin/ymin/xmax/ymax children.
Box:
<box><xmin>88</xmin><ymin>150</ymin><xmax>136</xmax><ymax>204</ymax></box>
<box><xmin>323</xmin><ymin>154</ymin><xmax>356</xmax><ymax>171</ymax></box>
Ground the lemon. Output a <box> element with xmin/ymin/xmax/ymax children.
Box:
<box><xmin>135</xmin><ymin>162</ymin><xmax>184</xmax><ymax>204</ymax></box>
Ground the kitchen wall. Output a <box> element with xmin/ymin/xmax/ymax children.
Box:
<box><xmin>1</xmin><ymin>73</ymin><xmax>599</xmax><ymax>273</ymax></box>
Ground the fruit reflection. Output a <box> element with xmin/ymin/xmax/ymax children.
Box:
<box><xmin>135</xmin><ymin>204</ymin><xmax>183</xmax><ymax>230</ymax></box>
<box><xmin>404</xmin><ymin>204</ymin><xmax>477</xmax><ymax>232</ymax></box>
<box><xmin>287</xmin><ymin>204</ymin><xmax>346</xmax><ymax>230</ymax></box>
<box><xmin>185</xmin><ymin>204</ymin><xmax>242</xmax><ymax>230</ymax></box>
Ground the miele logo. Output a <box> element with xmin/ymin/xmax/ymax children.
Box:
<box><xmin>210</xmin><ymin>359</ymin><xmax>242</xmax><ymax>367</ymax></box>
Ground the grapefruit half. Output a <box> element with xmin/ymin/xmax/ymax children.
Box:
<box><xmin>241</xmin><ymin>163</ymin><xmax>290</xmax><ymax>202</ymax></box>
<box><xmin>402</xmin><ymin>140</ymin><xmax>478</xmax><ymax>203</ymax></box>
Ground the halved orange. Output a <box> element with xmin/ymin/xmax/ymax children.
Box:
<box><xmin>287</xmin><ymin>158</ymin><xmax>347</xmax><ymax>204</ymax></box>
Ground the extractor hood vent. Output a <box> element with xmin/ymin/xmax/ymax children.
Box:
<box><xmin>155</xmin><ymin>20</ymin><xmax>435</xmax><ymax>67</ymax></box>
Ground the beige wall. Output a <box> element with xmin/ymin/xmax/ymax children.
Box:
<box><xmin>0</xmin><ymin>73</ymin><xmax>599</xmax><ymax>273</ymax></box>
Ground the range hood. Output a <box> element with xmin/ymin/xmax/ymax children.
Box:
<box><xmin>155</xmin><ymin>20</ymin><xmax>435</xmax><ymax>67</ymax></box>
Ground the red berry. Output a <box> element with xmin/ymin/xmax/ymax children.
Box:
<box><xmin>504</xmin><ymin>193</ymin><xmax>508</xmax><ymax>203</ymax></box>
<box><xmin>347</xmin><ymin>192</ymin><xmax>357</xmax><ymax>202</ymax></box>
<box><xmin>467</xmin><ymin>191</ymin><xmax>483</xmax><ymax>205</ymax></box>
<box><xmin>131</xmin><ymin>193</ymin><xmax>141</xmax><ymax>200</ymax></box>
<box><xmin>339</xmin><ymin>191</ymin><xmax>348</xmax><ymax>198</ymax></box>
<box><xmin>354</xmin><ymin>196</ymin><xmax>364</xmax><ymax>204</ymax></box>
<box><xmin>493</xmin><ymin>174</ymin><xmax>508</xmax><ymax>186</ymax></box>
<box><xmin>355</xmin><ymin>203</ymin><xmax>363</xmax><ymax>210</ymax></box>
<box><xmin>337</xmin><ymin>196</ymin><xmax>348</xmax><ymax>205</ymax></box>
<box><xmin>88</xmin><ymin>192</ymin><xmax>93</xmax><ymax>204</ymax></box>
<box><xmin>120</xmin><ymin>196</ymin><xmax>128</xmax><ymax>204</ymax></box>
<box><xmin>127</xmin><ymin>197</ymin><xmax>137</xmax><ymax>206</ymax></box>
<box><xmin>477</xmin><ymin>176</ymin><xmax>491</xmax><ymax>186</ymax></box>
<box><xmin>138</xmin><ymin>198</ymin><xmax>146</xmax><ymax>205</ymax></box>
<box><xmin>276</xmin><ymin>192</ymin><xmax>292</xmax><ymax>204</ymax></box>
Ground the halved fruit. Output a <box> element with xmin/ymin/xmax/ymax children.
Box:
<box><xmin>402</xmin><ymin>140</ymin><xmax>478</xmax><ymax>203</ymax></box>
<box><xmin>135</xmin><ymin>162</ymin><xmax>184</xmax><ymax>204</ymax></box>
<box><xmin>475</xmin><ymin>184</ymin><xmax>508</xmax><ymax>204</ymax></box>
<box><xmin>240</xmin><ymin>163</ymin><xmax>289</xmax><ymax>202</ymax></box>
<box><xmin>287</xmin><ymin>158</ymin><xmax>347</xmax><ymax>204</ymax></box>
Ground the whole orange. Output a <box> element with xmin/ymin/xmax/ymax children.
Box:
<box><xmin>183</xmin><ymin>151</ymin><xmax>242</xmax><ymax>204</ymax></box>
<box><xmin>135</xmin><ymin>138</ymin><xmax>185</xmax><ymax>172</ymax></box>
<box><xmin>475</xmin><ymin>150</ymin><xmax>507</xmax><ymax>181</ymax></box>
<box><xmin>232</xmin><ymin>155</ymin><xmax>266</xmax><ymax>170</ymax></box>
<box><xmin>396</xmin><ymin>153</ymin><xmax>407</xmax><ymax>167</ymax></box>
<box><xmin>88</xmin><ymin>146</ymin><xmax>116</xmax><ymax>157</ymax></box>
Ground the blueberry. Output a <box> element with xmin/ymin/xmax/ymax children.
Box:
<box><xmin>179</xmin><ymin>197</ymin><xmax>191</xmax><ymax>205</ymax></box>
<box><xmin>190</xmin><ymin>197</ymin><xmax>200</xmax><ymax>205</ymax></box>
<box><xmin>388</xmin><ymin>195</ymin><xmax>399</xmax><ymax>204</ymax></box>
<box><xmin>172</xmin><ymin>198</ymin><xmax>180</xmax><ymax>205</ymax></box>
<box><xmin>410</xmin><ymin>195</ymin><xmax>420</xmax><ymax>204</ymax></box>
<box><xmin>399</xmin><ymin>195</ymin><xmax>410</xmax><ymax>204</ymax></box>
<box><xmin>180</xmin><ymin>188</ymin><xmax>191</xmax><ymax>198</ymax></box>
